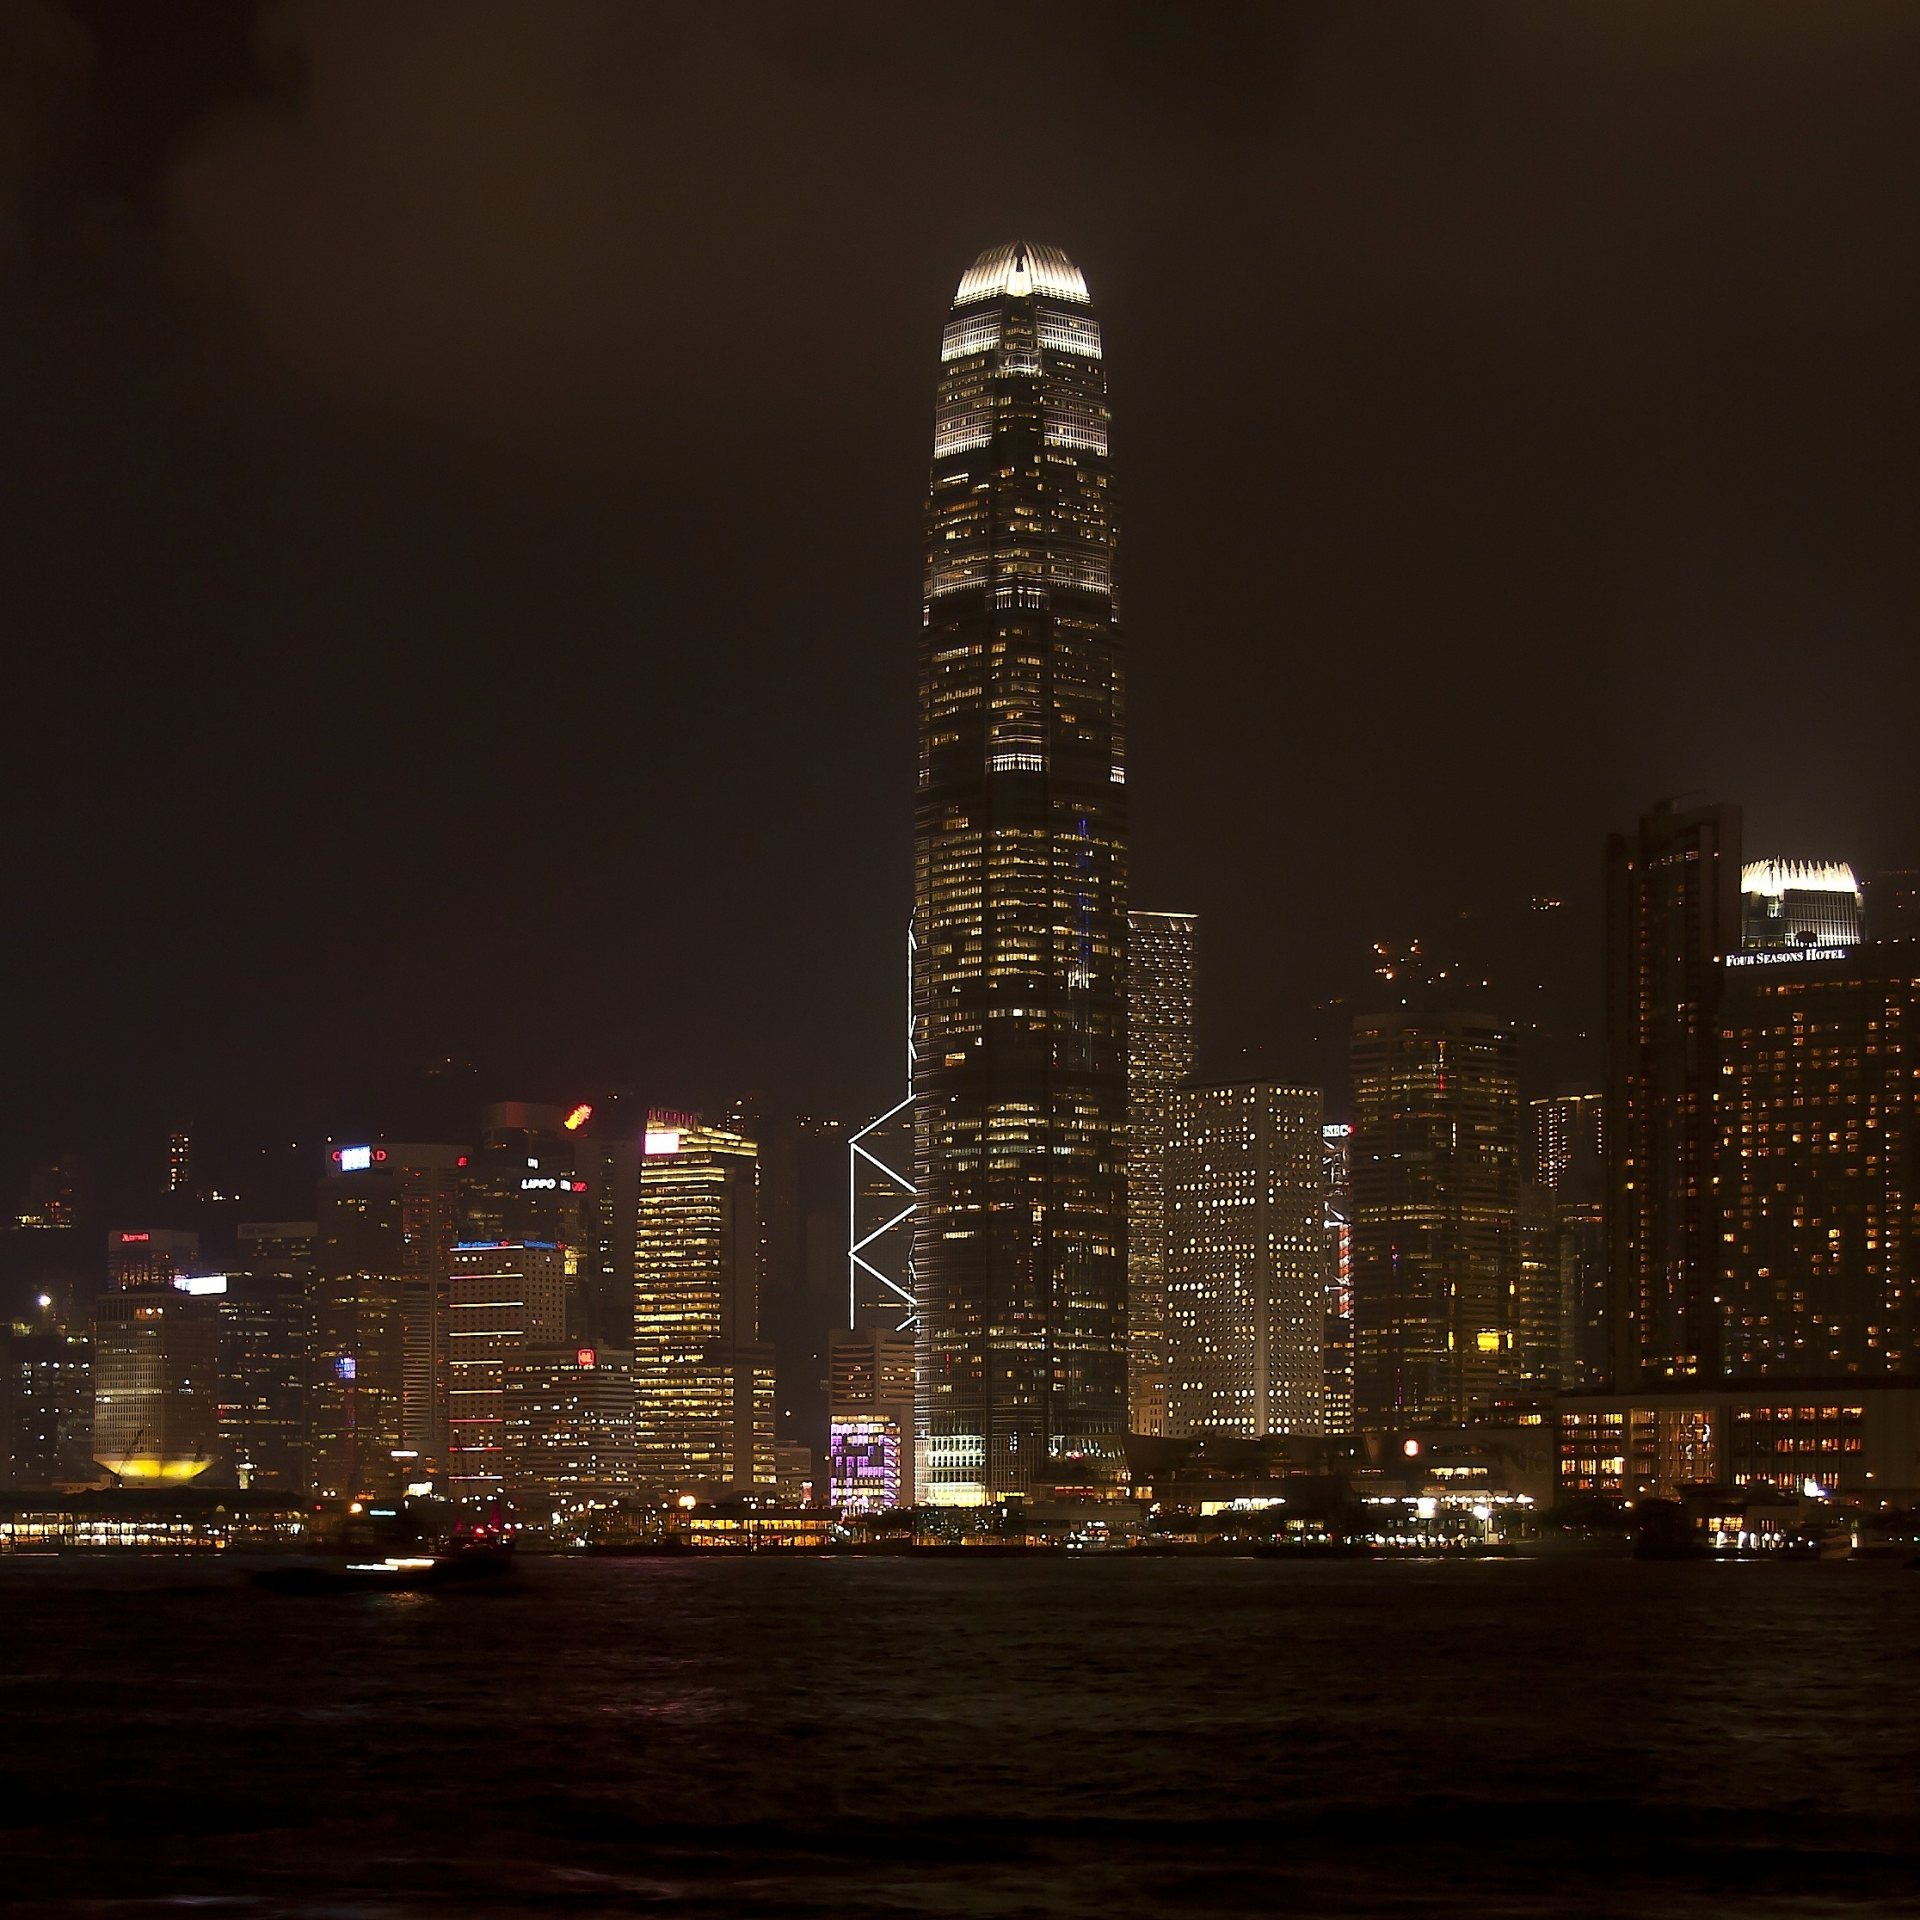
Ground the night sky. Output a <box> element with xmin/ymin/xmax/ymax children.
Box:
<box><xmin>4</xmin><ymin>2</ymin><xmax>1918</xmax><ymax>1198</ymax></box>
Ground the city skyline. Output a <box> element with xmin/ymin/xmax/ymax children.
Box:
<box><xmin>4</xmin><ymin>15</ymin><xmax>1917</xmax><ymax>1920</ymax></box>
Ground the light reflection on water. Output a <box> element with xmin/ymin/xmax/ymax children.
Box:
<box><xmin>0</xmin><ymin>1556</ymin><xmax>1914</xmax><ymax>1917</ymax></box>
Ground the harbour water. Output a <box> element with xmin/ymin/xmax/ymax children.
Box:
<box><xmin>2</xmin><ymin>1555</ymin><xmax>1915</xmax><ymax>1916</ymax></box>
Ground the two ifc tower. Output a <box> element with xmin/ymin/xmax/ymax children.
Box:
<box><xmin>910</xmin><ymin>242</ymin><xmax>1130</xmax><ymax>1506</ymax></box>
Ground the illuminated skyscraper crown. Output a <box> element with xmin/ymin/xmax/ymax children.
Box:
<box><xmin>953</xmin><ymin>241</ymin><xmax>1090</xmax><ymax>307</ymax></box>
<box><xmin>1740</xmin><ymin>859</ymin><xmax>1859</xmax><ymax>900</ymax></box>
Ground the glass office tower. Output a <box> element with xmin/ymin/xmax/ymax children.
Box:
<box><xmin>913</xmin><ymin>242</ymin><xmax>1128</xmax><ymax>1503</ymax></box>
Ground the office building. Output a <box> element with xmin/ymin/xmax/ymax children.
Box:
<box><xmin>1739</xmin><ymin>858</ymin><xmax>1864</xmax><ymax>952</ymax></box>
<box><xmin>1351</xmin><ymin>1010</ymin><xmax>1521</xmax><ymax>1427</ymax></box>
<box><xmin>1606</xmin><ymin>799</ymin><xmax>1742</xmax><ymax>1383</ymax></box>
<box><xmin>212</xmin><ymin>1273</ymin><xmax>311</xmax><ymax>1492</ymax></box>
<box><xmin>503</xmin><ymin>1342</ymin><xmax>635</xmax><ymax>1524</ymax></box>
<box><xmin>1557</xmin><ymin>1381</ymin><xmax>1920</xmax><ymax>1505</ymax></box>
<box><xmin>235</xmin><ymin>1220</ymin><xmax>317</xmax><ymax>1279</ymax></box>
<box><xmin>914</xmin><ymin>241</ymin><xmax>1129</xmax><ymax>1504</ymax></box>
<box><xmin>447</xmin><ymin>1241</ymin><xmax>571</xmax><ymax>1502</ymax></box>
<box><xmin>1718</xmin><ymin>939</ymin><xmax>1917</xmax><ymax>1374</ymax></box>
<box><xmin>1163</xmin><ymin>1081</ymin><xmax>1325</xmax><ymax>1438</ymax></box>
<box><xmin>0</xmin><ymin>1329</ymin><xmax>93</xmax><ymax>1486</ymax></box>
<box><xmin>828</xmin><ymin>1325</ymin><xmax>917</xmax><ymax>1512</ymax></box>
<box><xmin>312</xmin><ymin>1141</ymin><xmax>466</xmax><ymax>1496</ymax></box>
<box><xmin>1531</xmin><ymin>1092</ymin><xmax>1607</xmax><ymax>1387</ymax></box>
<box><xmin>1126</xmin><ymin>909</ymin><xmax>1197</xmax><ymax>1436</ymax></box>
<box><xmin>91</xmin><ymin>1285</ymin><xmax>220</xmax><ymax>1483</ymax></box>
<box><xmin>632</xmin><ymin>1121</ymin><xmax>774</xmax><ymax>1496</ymax></box>
<box><xmin>1322</xmin><ymin>1123</ymin><xmax>1355</xmax><ymax>1434</ymax></box>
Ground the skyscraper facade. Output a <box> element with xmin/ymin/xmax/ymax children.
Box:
<box><xmin>1351</xmin><ymin>1009</ymin><xmax>1521</xmax><ymax>1428</ymax></box>
<box><xmin>632</xmin><ymin>1121</ymin><xmax>774</xmax><ymax>1496</ymax></box>
<box><xmin>1718</xmin><ymin>942</ymin><xmax>1917</xmax><ymax>1374</ymax></box>
<box><xmin>312</xmin><ymin>1142</ymin><xmax>466</xmax><ymax>1495</ymax></box>
<box><xmin>1321</xmin><ymin>1123</ymin><xmax>1355</xmax><ymax>1434</ymax></box>
<box><xmin>1126</xmin><ymin>909</ymin><xmax>1196</xmax><ymax>1437</ymax></box>
<box><xmin>1738</xmin><ymin>859</ymin><xmax>1864</xmax><ymax>952</ymax></box>
<box><xmin>827</xmin><ymin>1325</ymin><xmax>917</xmax><ymax>1513</ymax></box>
<box><xmin>1530</xmin><ymin>1092</ymin><xmax>1608</xmax><ymax>1387</ymax></box>
<box><xmin>1606</xmin><ymin>799</ymin><xmax>1742</xmax><ymax>1384</ymax></box>
<box><xmin>913</xmin><ymin>241</ymin><xmax>1128</xmax><ymax>1504</ymax></box>
<box><xmin>1163</xmin><ymin>1081</ymin><xmax>1325</xmax><ymax>1438</ymax></box>
<box><xmin>447</xmin><ymin>1241</ymin><xmax>570</xmax><ymax>1502</ymax></box>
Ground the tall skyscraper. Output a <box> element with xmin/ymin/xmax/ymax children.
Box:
<box><xmin>1126</xmin><ymin>909</ymin><xmax>1196</xmax><ymax>1437</ymax></box>
<box><xmin>632</xmin><ymin>1120</ymin><xmax>774</xmax><ymax>1496</ymax></box>
<box><xmin>1351</xmin><ymin>1009</ymin><xmax>1521</xmax><ymax>1428</ymax></box>
<box><xmin>1163</xmin><ymin>1081</ymin><xmax>1325</xmax><ymax>1439</ymax></box>
<box><xmin>913</xmin><ymin>241</ymin><xmax>1128</xmax><ymax>1505</ymax></box>
<box><xmin>1606</xmin><ymin>799</ymin><xmax>1742</xmax><ymax>1384</ymax></box>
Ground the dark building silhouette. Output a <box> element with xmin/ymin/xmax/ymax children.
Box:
<box><xmin>1605</xmin><ymin>798</ymin><xmax>1742</xmax><ymax>1384</ymax></box>
<box><xmin>913</xmin><ymin>242</ymin><xmax>1128</xmax><ymax>1503</ymax></box>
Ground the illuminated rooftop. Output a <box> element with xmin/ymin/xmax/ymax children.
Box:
<box><xmin>1740</xmin><ymin>859</ymin><xmax>1860</xmax><ymax>899</ymax></box>
<box><xmin>954</xmin><ymin>242</ymin><xmax>1089</xmax><ymax>308</ymax></box>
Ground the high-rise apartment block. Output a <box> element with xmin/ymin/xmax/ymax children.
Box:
<box><xmin>1126</xmin><ymin>909</ymin><xmax>1196</xmax><ymax>1437</ymax></box>
<box><xmin>1606</xmin><ymin>799</ymin><xmax>1742</xmax><ymax>1384</ymax></box>
<box><xmin>1351</xmin><ymin>1010</ymin><xmax>1521</xmax><ymax>1427</ymax></box>
<box><xmin>632</xmin><ymin>1121</ymin><xmax>774</xmax><ymax>1496</ymax></box>
<box><xmin>1163</xmin><ymin>1081</ymin><xmax>1325</xmax><ymax>1438</ymax></box>
<box><xmin>913</xmin><ymin>242</ymin><xmax>1129</xmax><ymax>1504</ymax></box>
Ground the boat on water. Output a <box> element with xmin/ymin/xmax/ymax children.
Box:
<box><xmin>254</xmin><ymin>1541</ymin><xmax>514</xmax><ymax>1595</ymax></box>
<box><xmin>253</xmin><ymin>1496</ymin><xmax>516</xmax><ymax>1594</ymax></box>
